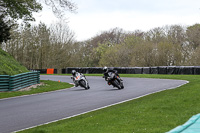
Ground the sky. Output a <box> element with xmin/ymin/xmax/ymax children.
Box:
<box><xmin>33</xmin><ymin>0</ymin><xmax>200</xmax><ymax>41</ymax></box>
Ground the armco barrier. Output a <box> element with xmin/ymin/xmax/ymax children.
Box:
<box><xmin>0</xmin><ymin>71</ymin><xmax>40</xmax><ymax>91</ymax></box>
<box><xmin>62</xmin><ymin>66</ymin><xmax>200</xmax><ymax>75</ymax></box>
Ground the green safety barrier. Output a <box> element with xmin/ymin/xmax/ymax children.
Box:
<box><xmin>0</xmin><ymin>71</ymin><xmax>40</xmax><ymax>91</ymax></box>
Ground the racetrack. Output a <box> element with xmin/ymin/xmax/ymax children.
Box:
<box><xmin>0</xmin><ymin>75</ymin><xmax>188</xmax><ymax>133</ymax></box>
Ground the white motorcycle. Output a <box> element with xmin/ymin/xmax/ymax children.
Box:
<box><xmin>71</xmin><ymin>73</ymin><xmax>90</xmax><ymax>90</ymax></box>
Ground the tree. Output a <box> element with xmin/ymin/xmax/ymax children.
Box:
<box><xmin>42</xmin><ymin>0</ymin><xmax>77</xmax><ymax>18</ymax></box>
<box><xmin>0</xmin><ymin>0</ymin><xmax>77</xmax><ymax>21</ymax></box>
<box><xmin>0</xmin><ymin>0</ymin><xmax>77</xmax><ymax>43</ymax></box>
<box><xmin>99</xmin><ymin>44</ymin><xmax>132</xmax><ymax>67</ymax></box>
<box><xmin>0</xmin><ymin>0</ymin><xmax>41</xmax><ymax>44</ymax></box>
<box><xmin>0</xmin><ymin>0</ymin><xmax>42</xmax><ymax>21</ymax></box>
<box><xmin>186</xmin><ymin>24</ymin><xmax>200</xmax><ymax>49</ymax></box>
<box><xmin>166</xmin><ymin>25</ymin><xmax>186</xmax><ymax>45</ymax></box>
<box><xmin>190</xmin><ymin>47</ymin><xmax>200</xmax><ymax>65</ymax></box>
<box><xmin>3</xmin><ymin>21</ymin><xmax>77</xmax><ymax>70</ymax></box>
<box><xmin>49</xmin><ymin>21</ymin><xmax>76</xmax><ymax>69</ymax></box>
<box><xmin>90</xmin><ymin>27</ymin><xmax>127</xmax><ymax>47</ymax></box>
<box><xmin>0</xmin><ymin>15</ymin><xmax>11</xmax><ymax>44</ymax></box>
<box><xmin>84</xmin><ymin>28</ymin><xmax>129</xmax><ymax>66</ymax></box>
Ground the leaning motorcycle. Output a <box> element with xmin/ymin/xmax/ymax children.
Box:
<box><xmin>105</xmin><ymin>72</ymin><xmax>124</xmax><ymax>89</ymax></box>
<box><xmin>72</xmin><ymin>73</ymin><xmax>90</xmax><ymax>90</ymax></box>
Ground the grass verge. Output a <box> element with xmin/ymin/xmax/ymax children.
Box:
<box><xmin>18</xmin><ymin>74</ymin><xmax>200</xmax><ymax>133</ymax></box>
<box><xmin>0</xmin><ymin>48</ymin><xmax>29</xmax><ymax>75</ymax></box>
<box><xmin>0</xmin><ymin>80</ymin><xmax>73</xmax><ymax>99</ymax></box>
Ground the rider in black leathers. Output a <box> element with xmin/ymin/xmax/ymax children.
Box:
<box><xmin>103</xmin><ymin>66</ymin><xmax>122</xmax><ymax>85</ymax></box>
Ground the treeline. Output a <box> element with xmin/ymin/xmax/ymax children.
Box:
<box><xmin>1</xmin><ymin>22</ymin><xmax>200</xmax><ymax>71</ymax></box>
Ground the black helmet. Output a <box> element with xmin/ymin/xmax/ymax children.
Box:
<box><xmin>72</xmin><ymin>70</ymin><xmax>76</xmax><ymax>76</ymax></box>
<box><xmin>103</xmin><ymin>66</ymin><xmax>108</xmax><ymax>73</ymax></box>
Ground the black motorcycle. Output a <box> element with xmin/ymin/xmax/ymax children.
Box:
<box><xmin>105</xmin><ymin>72</ymin><xmax>124</xmax><ymax>89</ymax></box>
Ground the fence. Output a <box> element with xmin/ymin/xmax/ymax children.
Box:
<box><xmin>62</xmin><ymin>66</ymin><xmax>200</xmax><ymax>75</ymax></box>
<box><xmin>0</xmin><ymin>71</ymin><xmax>40</xmax><ymax>91</ymax></box>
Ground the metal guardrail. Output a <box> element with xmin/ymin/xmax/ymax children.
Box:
<box><xmin>0</xmin><ymin>71</ymin><xmax>40</xmax><ymax>91</ymax></box>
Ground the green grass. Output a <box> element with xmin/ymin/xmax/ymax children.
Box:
<box><xmin>18</xmin><ymin>74</ymin><xmax>200</xmax><ymax>133</ymax></box>
<box><xmin>0</xmin><ymin>80</ymin><xmax>73</xmax><ymax>99</ymax></box>
<box><xmin>0</xmin><ymin>48</ymin><xmax>29</xmax><ymax>75</ymax></box>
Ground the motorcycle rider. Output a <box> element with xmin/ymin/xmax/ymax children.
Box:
<box><xmin>103</xmin><ymin>66</ymin><xmax>122</xmax><ymax>84</ymax></box>
<box><xmin>71</xmin><ymin>70</ymin><xmax>86</xmax><ymax>87</ymax></box>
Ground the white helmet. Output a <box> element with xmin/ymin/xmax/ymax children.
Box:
<box><xmin>103</xmin><ymin>66</ymin><xmax>108</xmax><ymax>73</ymax></box>
<box><xmin>72</xmin><ymin>70</ymin><xmax>76</xmax><ymax>76</ymax></box>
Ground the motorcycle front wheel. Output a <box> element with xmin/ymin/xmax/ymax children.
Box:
<box><xmin>80</xmin><ymin>80</ymin><xmax>89</xmax><ymax>90</ymax></box>
<box><xmin>113</xmin><ymin>80</ymin><xmax>122</xmax><ymax>89</ymax></box>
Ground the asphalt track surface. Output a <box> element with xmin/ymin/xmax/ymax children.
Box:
<box><xmin>0</xmin><ymin>75</ymin><xmax>188</xmax><ymax>133</ymax></box>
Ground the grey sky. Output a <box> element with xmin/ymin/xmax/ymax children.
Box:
<box><xmin>34</xmin><ymin>0</ymin><xmax>200</xmax><ymax>41</ymax></box>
